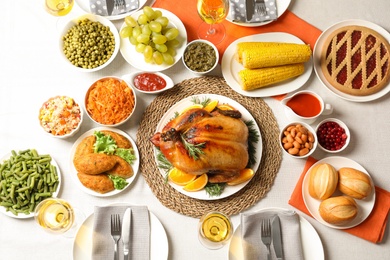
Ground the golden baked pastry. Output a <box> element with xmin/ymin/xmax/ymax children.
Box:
<box><xmin>321</xmin><ymin>25</ymin><xmax>390</xmax><ymax>96</ymax></box>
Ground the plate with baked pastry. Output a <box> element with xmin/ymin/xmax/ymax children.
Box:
<box><xmin>69</xmin><ymin>127</ymin><xmax>140</xmax><ymax>197</ymax></box>
<box><xmin>313</xmin><ymin>19</ymin><xmax>390</xmax><ymax>102</ymax></box>
<box><xmin>302</xmin><ymin>156</ymin><xmax>376</xmax><ymax>229</ymax></box>
<box><xmin>150</xmin><ymin>94</ymin><xmax>263</xmax><ymax>200</ymax></box>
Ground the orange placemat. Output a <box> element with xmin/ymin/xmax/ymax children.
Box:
<box><xmin>289</xmin><ymin>156</ymin><xmax>390</xmax><ymax>243</ymax></box>
<box><xmin>152</xmin><ymin>0</ymin><xmax>322</xmax><ymax>56</ymax></box>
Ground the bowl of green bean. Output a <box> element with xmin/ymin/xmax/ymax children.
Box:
<box><xmin>0</xmin><ymin>149</ymin><xmax>61</xmax><ymax>219</ymax></box>
<box><xmin>59</xmin><ymin>14</ymin><xmax>120</xmax><ymax>72</ymax></box>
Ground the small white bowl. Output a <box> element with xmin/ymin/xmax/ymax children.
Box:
<box><xmin>280</xmin><ymin>122</ymin><xmax>318</xmax><ymax>159</ymax></box>
<box><xmin>84</xmin><ymin>76</ymin><xmax>137</xmax><ymax>127</ymax></box>
<box><xmin>59</xmin><ymin>14</ymin><xmax>120</xmax><ymax>72</ymax></box>
<box><xmin>122</xmin><ymin>72</ymin><xmax>175</xmax><ymax>94</ymax></box>
<box><xmin>38</xmin><ymin>96</ymin><xmax>83</xmax><ymax>139</ymax></box>
<box><xmin>315</xmin><ymin>118</ymin><xmax>350</xmax><ymax>153</ymax></box>
<box><xmin>182</xmin><ymin>39</ymin><xmax>219</xmax><ymax>75</ymax></box>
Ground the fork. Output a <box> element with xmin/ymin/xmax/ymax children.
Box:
<box><xmin>255</xmin><ymin>0</ymin><xmax>267</xmax><ymax>16</ymax></box>
<box><xmin>261</xmin><ymin>219</ymin><xmax>272</xmax><ymax>260</ymax></box>
<box><xmin>111</xmin><ymin>214</ymin><xmax>121</xmax><ymax>260</ymax></box>
<box><xmin>114</xmin><ymin>0</ymin><xmax>126</xmax><ymax>12</ymax></box>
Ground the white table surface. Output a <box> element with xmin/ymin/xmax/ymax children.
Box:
<box><xmin>1</xmin><ymin>0</ymin><xmax>389</xmax><ymax>259</ymax></box>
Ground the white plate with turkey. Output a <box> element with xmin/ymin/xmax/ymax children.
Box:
<box><xmin>151</xmin><ymin>94</ymin><xmax>262</xmax><ymax>200</ymax></box>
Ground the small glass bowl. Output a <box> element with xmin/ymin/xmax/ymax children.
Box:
<box><xmin>315</xmin><ymin>118</ymin><xmax>350</xmax><ymax>153</ymax></box>
<box><xmin>280</xmin><ymin>121</ymin><xmax>318</xmax><ymax>159</ymax></box>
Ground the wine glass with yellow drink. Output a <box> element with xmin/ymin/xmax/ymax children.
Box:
<box><xmin>34</xmin><ymin>198</ymin><xmax>84</xmax><ymax>238</ymax></box>
<box><xmin>197</xmin><ymin>0</ymin><xmax>230</xmax><ymax>44</ymax></box>
<box><xmin>44</xmin><ymin>0</ymin><xmax>74</xmax><ymax>16</ymax></box>
<box><xmin>198</xmin><ymin>211</ymin><xmax>233</xmax><ymax>249</ymax></box>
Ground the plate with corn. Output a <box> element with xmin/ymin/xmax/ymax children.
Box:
<box><xmin>221</xmin><ymin>32</ymin><xmax>313</xmax><ymax>97</ymax></box>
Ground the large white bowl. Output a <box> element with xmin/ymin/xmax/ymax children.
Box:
<box><xmin>59</xmin><ymin>14</ymin><xmax>120</xmax><ymax>72</ymax></box>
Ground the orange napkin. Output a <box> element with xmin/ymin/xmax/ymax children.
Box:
<box><xmin>152</xmin><ymin>0</ymin><xmax>322</xmax><ymax>56</ymax></box>
<box><xmin>289</xmin><ymin>156</ymin><xmax>390</xmax><ymax>243</ymax></box>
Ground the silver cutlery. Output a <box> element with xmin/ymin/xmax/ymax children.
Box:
<box><xmin>114</xmin><ymin>0</ymin><xmax>126</xmax><ymax>12</ymax></box>
<box><xmin>245</xmin><ymin>0</ymin><xmax>255</xmax><ymax>22</ymax></box>
<box><xmin>122</xmin><ymin>208</ymin><xmax>132</xmax><ymax>260</ymax></box>
<box><xmin>272</xmin><ymin>216</ymin><xmax>284</xmax><ymax>260</ymax></box>
<box><xmin>255</xmin><ymin>0</ymin><xmax>267</xmax><ymax>16</ymax></box>
<box><xmin>261</xmin><ymin>219</ymin><xmax>272</xmax><ymax>260</ymax></box>
<box><xmin>111</xmin><ymin>214</ymin><xmax>121</xmax><ymax>260</ymax></box>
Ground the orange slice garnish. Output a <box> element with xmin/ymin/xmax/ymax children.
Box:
<box><xmin>183</xmin><ymin>174</ymin><xmax>208</xmax><ymax>192</ymax></box>
<box><xmin>217</xmin><ymin>104</ymin><xmax>235</xmax><ymax>110</ymax></box>
<box><xmin>227</xmin><ymin>168</ymin><xmax>254</xmax><ymax>186</ymax></box>
<box><xmin>168</xmin><ymin>168</ymin><xmax>197</xmax><ymax>186</ymax></box>
<box><xmin>203</xmin><ymin>100</ymin><xmax>219</xmax><ymax>112</ymax></box>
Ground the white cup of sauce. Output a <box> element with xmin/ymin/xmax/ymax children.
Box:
<box><xmin>281</xmin><ymin>90</ymin><xmax>333</xmax><ymax>124</ymax></box>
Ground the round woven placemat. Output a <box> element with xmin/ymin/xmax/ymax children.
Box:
<box><xmin>136</xmin><ymin>76</ymin><xmax>282</xmax><ymax>218</ymax></box>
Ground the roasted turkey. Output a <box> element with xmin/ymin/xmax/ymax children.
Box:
<box><xmin>150</xmin><ymin>108</ymin><xmax>249</xmax><ymax>183</ymax></box>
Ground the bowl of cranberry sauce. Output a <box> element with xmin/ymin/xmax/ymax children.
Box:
<box><xmin>315</xmin><ymin>118</ymin><xmax>350</xmax><ymax>153</ymax></box>
<box><xmin>122</xmin><ymin>72</ymin><xmax>174</xmax><ymax>94</ymax></box>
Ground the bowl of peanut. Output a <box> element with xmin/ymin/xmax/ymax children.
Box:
<box><xmin>280</xmin><ymin>122</ymin><xmax>317</xmax><ymax>158</ymax></box>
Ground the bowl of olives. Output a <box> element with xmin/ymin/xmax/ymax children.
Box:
<box><xmin>59</xmin><ymin>14</ymin><xmax>120</xmax><ymax>72</ymax></box>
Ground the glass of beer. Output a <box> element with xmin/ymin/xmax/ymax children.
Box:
<box><xmin>196</xmin><ymin>0</ymin><xmax>230</xmax><ymax>44</ymax></box>
<box><xmin>34</xmin><ymin>198</ymin><xmax>83</xmax><ymax>238</ymax></box>
<box><xmin>198</xmin><ymin>211</ymin><xmax>233</xmax><ymax>249</ymax></box>
<box><xmin>45</xmin><ymin>0</ymin><xmax>74</xmax><ymax>16</ymax></box>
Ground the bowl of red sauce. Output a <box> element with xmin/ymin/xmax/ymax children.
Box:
<box><xmin>123</xmin><ymin>72</ymin><xmax>174</xmax><ymax>94</ymax></box>
<box><xmin>281</xmin><ymin>90</ymin><xmax>333</xmax><ymax>124</ymax></box>
<box><xmin>315</xmin><ymin>118</ymin><xmax>350</xmax><ymax>153</ymax></box>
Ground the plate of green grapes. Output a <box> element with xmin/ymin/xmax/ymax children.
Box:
<box><xmin>119</xmin><ymin>7</ymin><xmax>188</xmax><ymax>72</ymax></box>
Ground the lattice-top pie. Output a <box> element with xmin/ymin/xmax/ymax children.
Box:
<box><xmin>321</xmin><ymin>25</ymin><xmax>390</xmax><ymax>96</ymax></box>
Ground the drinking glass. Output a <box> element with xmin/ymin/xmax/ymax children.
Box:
<box><xmin>198</xmin><ymin>211</ymin><xmax>233</xmax><ymax>249</ymax></box>
<box><xmin>196</xmin><ymin>0</ymin><xmax>230</xmax><ymax>45</ymax></box>
<box><xmin>34</xmin><ymin>198</ymin><xmax>84</xmax><ymax>238</ymax></box>
<box><xmin>45</xmin><ymin>0</ymin><xmax>74</xmax><ymax>16</ymax></box>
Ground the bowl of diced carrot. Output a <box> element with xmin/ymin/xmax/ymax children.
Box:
<box><xmin>39</xmin><ymin>95</ymin><xmax>83</xmax><ymax>139</ymax></box>
<box><xmin>84</xmin><ymin>76</ymin><xmax>137</xmax><ymax>127</ymax></box>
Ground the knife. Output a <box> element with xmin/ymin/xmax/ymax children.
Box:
<box><xmin>272</xmin><ymin>215</ymin><xmax>284</xmax><ymax>260</ymax></box>
<box><xmin>106</xmin><ymin>0</ymin><xmax>114</xmax><ymax>16</ymax></box>
<box><xmin>245</xmin><ymin>0</ymin><xmax>255</xmax><ymax>22</ymax></box>
<box><xmin>122</xmin><ymin>208</ymin><xmax>132</xmax><ymax>260</ymax></box>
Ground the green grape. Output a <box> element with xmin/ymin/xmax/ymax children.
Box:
<box><xmin>137</xmin><ymin>34</ymin><xmax>150</xmax><ymax>44</ymax></box>
<box><xmin>120</xmin><ymin>26</ymin><xmax>133</xmax><ymax>38</ymax></box>
<box><xmin>143</xmin><ymin>6</ymin><xmax>156</xmax><ymax>20</ymax></box>
<box><xmin>135</xmin><ymin>43</ymin><xmax>146</xmax><ymax>53</ymax></box>
<box><xmin>162</xmin><ymin>52</ymin><xmax>174</xmax><ymax>65</ymax></box>
<box><xmin>154</xmin><ymin>17</ymin><xmax>169</xmax><ymax>28</ymax></box>
<box><xmin>166</xmin><ymin>39</ymin><xmax>180</xmax><ymax>48</ymax></box>
<box><xmin>166</xmin><ymin>47</ymin><xmax>177</xmax><ymax>57</ymax></box>
<box><xmin>125</xmin><ymin>16</ymin><xmax>137</xmax><ymax>27</ymax></box>
<box><xmin>138</xmin><ymin>14</ymin><xmax>150</xmax><ymax>25</ymax></box>
<box><xmin>129</xmin><ymin>36</ymin><xmax>138</xmax><ymax>45</ymax></box>
<box><xmin>152</xmin><ymin>35</ymin><xmax>167</xmax><ymax>45</ymax></box>
<box><xmin>164</xmin><ymin>28</ymin><xmax>179</xmax><ymax>41</ymax></box>
<box><xmin>149</xmin><ymin>21</ymin><xmax>162</xmax><ymax>33</ymax></box>
<box><xmin>141</xmin><ymin>25</ymin><xmax>152</xmax><ymax>36</ymax></box>
<box><xmin>154</xmin><ymin>10</ymin><xmax>163</xmax><ymax>18</ymax></box>
<box><xmin>153</xmin><ymin>51</ymin><xmax>164</xmax><ymax>65</ymax></box>
<box><xmin>132</xmin><ymin>26</ymin><xmax>142</xmax><ymax>38</ymax></box>
<box><xmin>155</xmin><ymin>43</ymin><xmax>168</xmax><ymax>53</ymax></box>
<box><xmin>144</xmin><ymin>45</ymin><xmax>153</xmax><ymax>60</ymax></box>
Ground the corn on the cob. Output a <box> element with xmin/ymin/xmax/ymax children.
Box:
<box><xmin>235</xmin><ymin>42</ymin><xmax>282</xmax><ymax>63</ymax></box>
<box><xmin>238</xmin><ymin>63</ymin><xmax>305</xmax><ymax>90</ymax></box>
<box><xmin>238</xmin><ymin>42</ymin><xmax>312</xmax><ymax>69</ymax></box>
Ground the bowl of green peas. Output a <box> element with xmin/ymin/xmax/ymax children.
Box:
<box><xmin>59</xmin><ymin>14</ymin><xmax>120</xmax><ymax>72</ymax></box>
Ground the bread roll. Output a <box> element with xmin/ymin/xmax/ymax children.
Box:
<box><xmin>338</xmin><ymin>167</ymin><xmax>372</xmax><ymax>199</ymax></box>
<box><xmin>319</xmin><ymin>196</ymin><xmax>358</xmax><ymax>225</ymax></box>
<box><xmin>308</xmin><ymin>163</ymin><xmax>338</xmax><ymax>200</ymax></box>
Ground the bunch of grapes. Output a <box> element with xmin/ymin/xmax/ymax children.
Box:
<box><xmin>120</xmin><ymin>7</ymin><xmax>180</xmax><ymax>65</ymax></box>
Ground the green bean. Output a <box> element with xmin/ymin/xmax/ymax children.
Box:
<box><xmin>0</xmin><ymin>149</ymin><xmax>59</xmax><ymax>216</ymax></box>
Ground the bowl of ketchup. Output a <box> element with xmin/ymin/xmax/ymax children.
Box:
<box><xmin>281</xmin><ymin>90</ymin><xmax>333</xmax><ymax>124</ymax></box>
<box><xmin>122</xmin><ymin>72</ymin><xmax>174</xmax><ymax>94</ymax></box>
